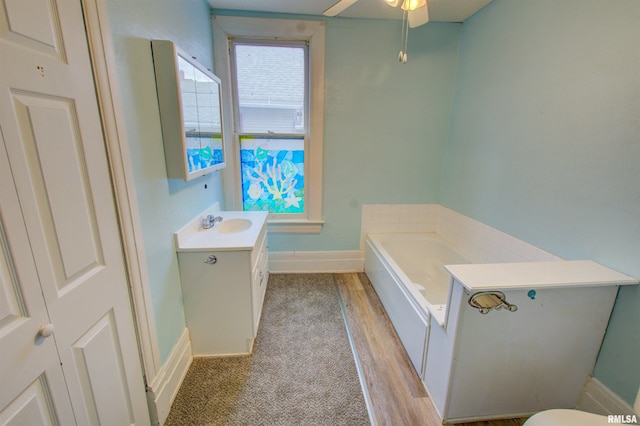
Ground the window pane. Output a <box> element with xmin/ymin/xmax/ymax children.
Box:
<box><xmin>240</xmin><ymin>136</ymin><xmax>304</xmax><ymax>214</ymax></box>
<box><xmin>234</xmin><ymin>44</ymin><xmax>305</xmax><ymax>133</ymax></box>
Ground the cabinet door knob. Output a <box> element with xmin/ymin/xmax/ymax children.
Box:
<box><xmin>38</xmin><ymin>324</ymin><xmax>55</xmax><ymax>338</ymax></box>
<box><xmin>204</xmin><ymin>255</ymin><xmax>217</xmax><ymax>264</ymax></box>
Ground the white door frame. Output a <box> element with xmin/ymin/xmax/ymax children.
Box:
<box><xmin>81</xmin><ymin>0</ymin><xmax>161</xmax><ymax>383</ymax></box>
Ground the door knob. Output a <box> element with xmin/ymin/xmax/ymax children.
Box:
<box><xmin>38</xmin><ymin>323</ymin><xmax>55</xmax><ymax>338</ymax></box>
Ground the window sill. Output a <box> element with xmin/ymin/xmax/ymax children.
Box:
<box><xmin>267</xmin><ymin>219</ymin><xmax>324</xmax><ymax>234</ymax></box>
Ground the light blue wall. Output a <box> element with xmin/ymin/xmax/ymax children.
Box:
<box><xmin>107</xmin><ymin>3</ymin><xmax>460</xmax><ymax>364</ymax></box>
<box><xmin>210</xmin><ymin>11</ymin><xmax>461</xmax><ymax>251</ymax></box>
<box><xmin>106</xmin><ymin>0</ymin><xmax>223</xmax><ymax>363</ymax></box>
<box><xmin>440</xmin><ymin>0</ymin><xmax>640</xmax><ymax>404</ymax></box>
<box><xmin>266</xmin><ymin>17</ymin><xmax>461</xmax><ymax>251</ymax></box>
<box><xmin>105</xmin><ymin>1</ymin><xmax>640</xmax><ymax>403</ymax></box>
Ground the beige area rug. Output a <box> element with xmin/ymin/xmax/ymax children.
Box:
<box><xmin>164</xmin><ymin>273</ymin><xmax>370</xmax><ymax>426</ymax></box>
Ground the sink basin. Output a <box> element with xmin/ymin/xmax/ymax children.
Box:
<box><xmin>175</xmin><ymin>209</ymin><xmax>268</xmax><ymax>252</ymax></box>
<box><xmin>214</xmin><ymin>218</ymin><xmax>252</xmax><ymax>234</ymax></box>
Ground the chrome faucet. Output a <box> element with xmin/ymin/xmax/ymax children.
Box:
<box><xmin>202</xmin><ymin>214</ymin><xmax>223</xmax><ymax>229</ymax></box>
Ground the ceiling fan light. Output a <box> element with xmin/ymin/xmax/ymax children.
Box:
<box><xmin>385</xmin><ymin>0</ymin><xmax>399</xmax><ymax>6</ymax></box>
<box><xmin>401</xmin><ymin>0</ymin><xmax>426</xmax><ymax>11</ymax></box>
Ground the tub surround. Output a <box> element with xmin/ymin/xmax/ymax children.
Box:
<box><xmin>270</xmin><ymin>203</ymin><xmax>559</xmax><ymax>273</ymax></box>
<box><xmin>446</xmin><ymin>260</ymin><xmax>638</xmax><ymax>292</ymax></box>
<box><xmin>361</xmin><ymin>204</ymin><xmax>561</xmax><ymax>264</ymax></box>
<box><xmin>427</xmin><ymin>282</ymin><xmax>623</xmax><ymax>422</ymax></box>
<box><xmin>361</xmin><ymin>204</ymin><xmax>639</xmax><ymax>423</ymax></box>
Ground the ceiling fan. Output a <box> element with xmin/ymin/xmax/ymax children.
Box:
<box><xmin>323</xmin><ymin>0</ymin><xmax>429</xmax><ymax>63</ymax></box>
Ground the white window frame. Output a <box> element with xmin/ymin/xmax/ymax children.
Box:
<box><xmin>212</xmin><ymin>16</ymin><xmax>325</xmax><ymax>233</ymax></box>
<box><xmin>229</xmin><ymin>39</ymin><xmax>308</xmax><ymax>220</ymax></box>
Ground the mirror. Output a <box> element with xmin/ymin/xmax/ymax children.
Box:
<box><xmin>152</xmin><ymin>40</ymin><xmax>226</xmax><ymax>180</ymax></box>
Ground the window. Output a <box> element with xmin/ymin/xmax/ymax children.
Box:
<box><xmin>239</xmin><ymin>135</ymin><xmax>305</xmax><ymax>213</ymax></box>
<box><xmin>212</xmin><ymin>16</ymin><xmax>325</xmax><ymax>233</ymax></box>
<box><xmin>230</xmin><ymin>41</ymin><xmax>307</xmax><ymax>215</ymax></box>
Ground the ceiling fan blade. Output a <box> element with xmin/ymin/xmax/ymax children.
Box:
<box><xmin>408</xmin><ymin>3</ymin><xmax>429</xmax><ymax>28</ymax></box>
<box><xmin>323</xmin><ymin>0</ymin><xmax>358</xmax><ymax>17</ymax></box>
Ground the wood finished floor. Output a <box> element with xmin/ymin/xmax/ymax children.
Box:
<box><xmin>334</xmin><ymin>272</ymin><xmax>528</xmax><ymax>426</ymax></box>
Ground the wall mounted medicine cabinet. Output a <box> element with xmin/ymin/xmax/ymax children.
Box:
<box><xmin>151</xmin><ymin>40</ymin><xmax>226</xmax><ymax>180</ymax></box>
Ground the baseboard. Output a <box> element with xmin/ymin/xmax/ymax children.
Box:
<box><xmin>578</xmin><ymin>376</ymin><xmax>638</xmax><ymax>416</ymax></box>
<box><xmin>146</xmin><ymin>328</ymin><xmax>192</xmax><ymax>425</ymax></box>
<box><xmin>269</xmin><ymin>250</ymin><xmax>364</xmax><ymax>273</ymax></box>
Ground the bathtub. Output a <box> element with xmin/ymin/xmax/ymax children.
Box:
<box><xmin>363</xmin><ymin>233</ymin><xmax>470</xmax><ymax>376</ymax></box>
<box><xmin>362</xmin><ymin>227</ymin><xmax>638</xmax><ymax>422</ymax></box>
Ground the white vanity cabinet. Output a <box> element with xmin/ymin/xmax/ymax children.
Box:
<box><xmin>176</xmin><ymin>214</ymin><xmax>269</xmax><ymax>357</ymax></box>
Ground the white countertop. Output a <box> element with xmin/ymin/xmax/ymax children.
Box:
<box><xmin>445</xmin><ymin>260</ymin><xmax>638</xmax><ymax>292</ymax></box>
<box><xmin>175</xmin><ymin>210</ymin><xmax>268</xmax><ymax>252</ymax></box>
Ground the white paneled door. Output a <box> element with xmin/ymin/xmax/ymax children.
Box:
<box><xmin>0</xmin><ymin>0</ymin><xmax>149</xmax><ymax>425</ymax></box>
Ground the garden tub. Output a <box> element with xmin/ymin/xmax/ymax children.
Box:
<box><xmin>363</xmin><ymin>233</ymin><xmax>470</xmax><ymax>375</ymax></box>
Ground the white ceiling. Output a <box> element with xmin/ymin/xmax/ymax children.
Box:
<box><xmin>208</xmin><ymin>0</ymin><xmax>493</xmax><ymax>23</ymax></box>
